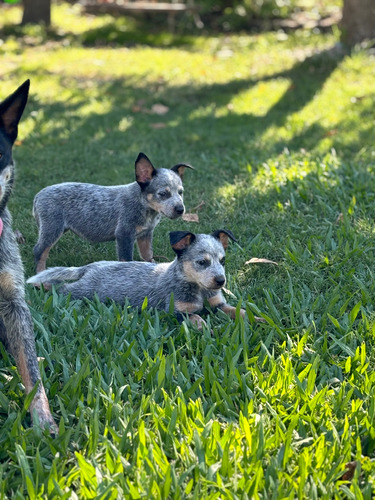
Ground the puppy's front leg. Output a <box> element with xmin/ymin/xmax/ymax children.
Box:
<box><xmin>174</xmin><ymin>300</ymin><xmax>207</xmax><ymax>330</ymax></box>
<box><xmin>208</xmin><ymin>292</ymin><xmax>265</xmax><ymax>322</ymax></box>
<box><xmin>208</xmin><ymin>292</ymin><xmax>246</xmax><ymax>320</ymax></box>
<box><xmin>115</xmin><ymin>232</ymin><xmax>135</xmax><ymax>261</ymax></box>
<box><xmin>136</xmin><ymin>231</ymin><xmax>154</xmax><ymax>262</ymax></box>
<box><xmin>0</xmin><ymin>300</ymin><xmax>57</xmax><ymax>433</ymax></box>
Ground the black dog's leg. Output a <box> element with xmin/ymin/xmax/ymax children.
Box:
<box><xmin>0</xmin><ymin>288</ymin><xmax>57</xmax><ymax>433</ymax></box>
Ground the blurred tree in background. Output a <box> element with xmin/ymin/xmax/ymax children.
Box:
<box><xmin>7</xmin><ymin>0</ymin><xmax>375</xmax><ymax>47</ymax></box>
<box><xmin>341</xmin><ymin>0</ymin><xmax>375</xmax><ymax>46</ymax></box>
<box><xmin>22</xmin><ymin>0</ymin><xmax>51</xmax><ymax>25</ymax></box>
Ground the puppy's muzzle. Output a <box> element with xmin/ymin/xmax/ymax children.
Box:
<box><xmin>173</xmin><ymin>204</ymin><xmax>185</xmax><ymax>217</ymax></box>
<box><xmin>214</xmin><ymin>275</ymin><xmax>226</xmax><ymax>288</ymax></box>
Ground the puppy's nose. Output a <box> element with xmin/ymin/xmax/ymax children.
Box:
<box><xmin>215</xmin><ymin>275</ymin><xmax>226</xmax><ymax>287</ymax></box>
<box><xmin>175</xmin><ymin>205</ymin><xmax>184</xmax><ymax>215</ymax></box>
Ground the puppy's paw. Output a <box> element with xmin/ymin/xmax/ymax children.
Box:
<box><xmin>30</xmin><ymin>396</ymin><xmax>58</xmax><ymax>436</ymax></box>
<box><xmin>189</xmin><ymin>314</ymin><xmax>207</xmax><ymax>330</ymax></box>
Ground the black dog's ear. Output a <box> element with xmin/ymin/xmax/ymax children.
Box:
<box><xmin>211</xmin><ymin>229</ymin><xmax>237</xmax><ymax>250</ymax></box>
<box><xmin>170</xmin><ymin>163</ymin><xmax>194</xmax><ymax>181</ymax></box>
<box><xmin>170</xmin><ymin>231</ymin><xmax>196</xmax><ymax>256</ymax></box>
<box><xmin>135</xmin><ymin>152</ymin><xmax>157</xmax><ymax>188</ymax></box>
<box><xmin>0</xmin><ymin>79</ymin><xmax>30</xmax><ymax>144</ymax></box>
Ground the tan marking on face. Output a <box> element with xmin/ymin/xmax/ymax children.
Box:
<box><xmin>146</xmin><ymin>193</ymin><xmax>163</xmax><ymax>212</ymax></box>
<box><xmin>182</xmin><ymin>261</ymin><xmax>202</xmax><ymax>283</ymax></box>
<box><xmin>182</xmin><ymin>261</ymin><xmax>218</xmax><ymax>288</ymax></box>
<box><xmin>36</xmin><ymin>247</ymin><xmax>52</xmax><ymax>273</ymax></box>
<box><xmin>175</xmin><ymin>300</ymin><xmax>201</xmax><ymax>313</ymax></box>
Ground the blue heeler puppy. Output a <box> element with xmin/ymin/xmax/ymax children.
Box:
<box><xmin>0</xmin><ymin>81</ymin><xmax>57</xmax><ymax>433</ymax></box>
<box><xmin>32</xmin><ymin>153</ymin><xmax>193</xmax><ymax>272</ymax></box>
<box><xmin>28</xmin><ymin>230</ymin><xmax>246</xmax><ymax>328</ymax></box>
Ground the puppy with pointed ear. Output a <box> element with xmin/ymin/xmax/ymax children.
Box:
<box><xmin>33</xmin><ymin>151</ymin><xmax>194</xmax><ymax>270</ymax></box>
<box><xmin>170</xmin><ymin>163</ymin><xmax>194</xmax><ymax>181</ymax></box>
<box><xmin>211</xmin><ymin>229</ymin><xmax>237</xmax><ymax>250</ymax></box>
<box><xmin>135</xmin><ymin>153</ymin><xmax>194</xmax><ymax>188</ymax></box>
<box><xmin>170</xmin><ymin>230</ymin><xmax>196</xmax><ymax>256</ymax></box>
<box><xmin>135</xmin><ymin>152</ymin><xmax>157</xmax><ymax>188</ymax></box>
<box><xmin>0</xmin><ymin>80</ymin><xmax>57</xmax><ymax>434</ymax></box>
<box><xmin>168</xmin><ymin>229</ymin><xmax>249</xmax><ymax>328</ymax></box>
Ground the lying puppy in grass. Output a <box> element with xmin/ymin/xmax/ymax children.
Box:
<box><xmin>28</xmin><ymin>230</ymin><xmax>247</xmax><ymax>328</ymax></box>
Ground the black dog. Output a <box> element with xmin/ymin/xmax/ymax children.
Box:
<box><xmin>0</xmin><ymin>81</ymin><xmax>56</xmax><ymax>432</ymax></box>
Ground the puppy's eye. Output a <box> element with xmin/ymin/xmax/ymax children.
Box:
<box><xmin>159</xmin><ymin>191</ymin><xmax>171</xmax><ymax>199</ymax></box>
<box><xmin>178</xmin><ymin>189</ymin><xmax>183</xmax><ymax>195</ymax></box>
<box><xmin>220</xmin><ymin>257</ymin><xmax>226</xmax><ymax>266</ymax></box>
<box><xmin>197</xmin><ymin>259</ymin><xmax>207</xmax><ymax>267</ymax></box>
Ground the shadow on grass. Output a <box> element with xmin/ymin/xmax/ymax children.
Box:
<box><xmin>0</xmin><ymin>16</ymin><xmax>198</xmax><ymax>49</ymax></box>
<box><xmin>9</xmin><ymin>43</ymin><xmax>375</xmax><ymax>279</ymax></box>
<box><xmin>11</xmin><ymin>45</ymin><xmax>350</xmax><ymax>188</ymax></box>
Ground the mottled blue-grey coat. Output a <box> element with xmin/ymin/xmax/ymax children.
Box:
<box><xmin>32</xmin><ymin>153</ymin><xmax>193</xmax><ymax>271</ymax></box>
<box><xmin>28</xmin><ymin>230</ymin><xmax>244</xmax><ymax>324</ymax></box>
<box><xmin>0</xmin><ymin>80</ymin><xmax>56</xmax><ymax>433</ymax></box>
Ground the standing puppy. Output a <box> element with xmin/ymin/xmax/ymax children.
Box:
<box><xmin>28</xmin><ymin>229</ymin><xmax>245</xmax><ymax>327</ymax></box>
<box><xmin>0</xmin><ymin>81</ymin><xmax>56</xmax><ymax>433</ymax></box>
<box><xmin>33</xmin><ymin>153</ymin><xmax>193</xmax><ymax>272</ymax></box>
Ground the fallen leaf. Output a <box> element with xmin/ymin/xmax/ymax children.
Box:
<box><xmin>151</xmin><ymin>103</ymin><xmax>169</xmax><ymax>115</ymax></box>
<box><xmin>245</xmin><ymin>257</ymin><xmax>278</xmax><ymax>265</ymax></box>
<box><xmin>324</xmin><ymin>129</ymin><xmax>338</xmax><ymax>137</ymax></box>
<box><xmin>341</xmin><ymin>461</ymin><xmax>357</xmax><ymax>481</ymax></box>
<box><xmin>336</xmin><ymin>212</ymin><xmax>344</xmax><ymax>224</ymax></box>
<box><xmin>182</xmin><ymin>213</ymin><xmax>199</xmax><ymax>222</ymax></box>
<box><xmin>150</xmin><ymin>122</ymin><xmax>166</xmax><ymax>129</ymax></box>
<box><xmin>131</xmin><ymin>105</ymin><xmax>143</xmax><ymax>112</ymax></box>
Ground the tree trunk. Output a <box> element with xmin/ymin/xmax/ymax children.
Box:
<box><xmin>341</xmin><ymin>0</ymin><xmax>375</xmax><ymax>46</ymax></box>
<box><xmin>22</xmin><ymin>0</ymin><xmax>51</xmax><ymax>26</ymax></box>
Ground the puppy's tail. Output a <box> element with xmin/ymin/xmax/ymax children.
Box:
<box><xmin>27</xmin><ymin>265</ymin><xmax>88</xmax><ymax>285</ymax></box>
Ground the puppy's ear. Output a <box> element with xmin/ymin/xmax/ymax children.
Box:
<box><xmin>170</xmin><ymin>231</ymin><xmax>196</xmax><ymax>256</ymax></box>
<box><xmin>135</xmin><ymin>153</ymin><xmax>157</xmax><ymax>188</ymax></box>
<box><xmin>0</xmin><ymin>79</ymin><xmax>30</xmax><ymax>144</ymax></box>
<box><xmin>211</xmin><ymin>229</ymin><xmax>237</xmax><ymax>250</ymax></box>
<box><xmin>170</xmin><ymin>163</ymin><xmax>194</xmax><ymax>181</ymax></box>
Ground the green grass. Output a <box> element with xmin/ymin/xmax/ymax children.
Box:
<box><xmin>1</xmin><ymin>2</ymin><xmax>375</xmax><ymax>498</ymax></box>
